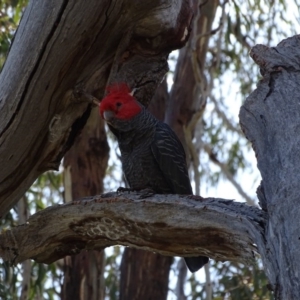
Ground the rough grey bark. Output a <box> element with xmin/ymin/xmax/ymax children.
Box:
<box><xmin>0</xmin><ymin>0</ymin><xmax>193</xmax><ymax>218</ymax></box>
<box><xmin>0</xmin><ymin>192</ymin><xmax>264</xmax><ymax>265</ymax></box>
<box><xmin>239</xmin><ymin>35</ymin><xmax>300</xmax><ymax>299</ymax></box>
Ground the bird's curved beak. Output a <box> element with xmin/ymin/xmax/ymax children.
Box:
<box><xmin>103</xmin><ymin>110</ymin><xmax>115</xmax><ymax>122</ymax></box>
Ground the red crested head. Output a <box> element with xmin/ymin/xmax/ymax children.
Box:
<box><xmin>99</xmin><ymin>83</ymin><xmax>142</xmax><ymax>122</ymax></box>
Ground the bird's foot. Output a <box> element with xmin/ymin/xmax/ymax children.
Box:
<box><xmin>117</xmin><ymin>187</ymin><xmax>132</xmax><ymax>193</ymax></box>
<box><xmin>117</xmin><ymin>187</ymin><xmax>155</xmax><ymax>198</ymax></box>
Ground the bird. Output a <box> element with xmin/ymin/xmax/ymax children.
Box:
<box><xmin>99</xmin><ymin>82</ymin><xmax>209</xmax><ymax>272</ymax></box>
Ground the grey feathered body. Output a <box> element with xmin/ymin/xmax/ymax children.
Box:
<box><xmin>109</xmin><ymin>108</ymin><xmax>208</xmax><ymax>272</ymax></box>
<box><xmin>110</xmin><ymin>109</ymin><xmax>192</xmax><ymax>195</ymax></box>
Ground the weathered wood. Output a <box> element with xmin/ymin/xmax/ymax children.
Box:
<box><xmin>240</xmin><ymin>35</ymin><xmax>300</xmax><ymax>299</ymax></box>
<box><xmin>0</xmin><ymin>0</ymin><xmax>193</xmax><ymax>218</ymax></box>
<box><xmin>0</xmin><ymin>192</ymin><xmax>265</xmax><ymax>265</ymax></box>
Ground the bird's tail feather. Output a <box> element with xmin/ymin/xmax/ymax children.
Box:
<box><xmin>184</xmin><ymin>256</ymin><xmax>209</xmax><ymax>273</ymax></box>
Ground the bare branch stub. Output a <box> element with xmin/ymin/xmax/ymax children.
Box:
<box><xmin>0</xmin><ymin>192</ymin><xmax>265</xmax><ymax>265</ymax></box>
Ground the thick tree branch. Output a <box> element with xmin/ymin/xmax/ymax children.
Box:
<box><xmin>0</xmin><ymin>192</ymin><xmax>265</xmax><ymax>265</ymax></box>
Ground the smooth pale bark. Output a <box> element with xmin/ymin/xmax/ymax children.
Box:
<box><xmin>167</xmin><ymin>0</ymin><xmax>219</xmax><ymax>146</ymax></box>
<box><xmin>0</xmin><ymin>0</ymin><xmax>192</xmax><ymax>218</ymax></box>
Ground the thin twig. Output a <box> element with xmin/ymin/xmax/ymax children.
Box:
<box><xmin>210</xmin><ymin>95</ymin><xmax>243</xmax><ymax>135</ymax></box>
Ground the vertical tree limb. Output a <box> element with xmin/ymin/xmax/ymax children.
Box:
<box><xmin>239</xmin><ymin>35</ymin><xmax>300</xmax><ymax>299</ymax></box>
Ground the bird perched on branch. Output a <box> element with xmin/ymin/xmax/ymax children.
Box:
<box><xmin>99</xmin><ymin>83</ymin><xmax>209</xmax><ymax>272</ymax></box>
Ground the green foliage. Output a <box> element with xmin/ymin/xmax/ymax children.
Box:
<box><xmin>199</xmin><ymin>0</ymin><xmax>299</xmax><ymax>201</ymax></box>
<box><xmin>0</xmin><ymin>171</ymin><xmax>64</xmax><ymax>300</ymax></box>
<box><xmin>185</xmin><ymin>260</ymin><xmax>273</xmax><ymax>300</ymax></box>
<box><xmin>215</xmin><ymin>261</ymin><xmax>273</xmax><ymax>300</ymax></box>
<box><xmin>0</xmin><ymin>0</ymin><xmax>28</xmax><ymax>68</ymax></box>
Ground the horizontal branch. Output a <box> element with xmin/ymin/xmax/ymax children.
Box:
<box><xmin>0</xmin><ymin>192</ymin><xmax>265</xmax><ymax>265</ymax></box>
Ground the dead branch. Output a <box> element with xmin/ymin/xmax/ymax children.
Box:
<box><xmin>0</xmin><ymin>191</ymin><xmax>265</xmax><ymax>265</ymax></box>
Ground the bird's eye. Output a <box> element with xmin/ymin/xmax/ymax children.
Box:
<box><xmin>116</xmin><ymin>102</ymin><xmax>122</xmax><ymax>107</ymax></box>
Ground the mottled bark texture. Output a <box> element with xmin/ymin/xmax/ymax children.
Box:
<box><xmin>239</xmin><ymin>35</ymin><xmax>300</xmax><ymax>299</ymax></box>
<box><xmin>119</xmin><ymin>81</ymin><xmax>172</xmax><ymax>300</ymax></box>
<box><xmin>0</xmin><ymin>0</ymin><xmax>193</xmax><ymax>218</ymax></box>
<box><xmin>0</xmin><ymin>192</ymin><xmax>264</xmax><ymax>264</ymax></box>
<box><xmin>61</xmin><ymin>109</ymin><xmax>109</xmax><ymax>300</ymax></box>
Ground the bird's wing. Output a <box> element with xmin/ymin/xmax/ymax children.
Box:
<box><xmin>151</xmin><ymin>122</ymin><xmax>209</xmax><ymax>273</ymax></box>
<box><xmin>150</xmin><ymin>122</ymin><xmax>193</xmax><ymax>195</ymax></box>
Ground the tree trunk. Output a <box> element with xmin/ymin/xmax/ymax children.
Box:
<box><xmin>120</xmin><ymin>248</ymin><xmax>172</xmax><ymax>300</ymax></box>
<box><xmin>61</xmin><ymin>108</ymin><xmax>109</xmax><ymax>300</ymax></box>
<box><xmin>239</xmin><ymin>35</ymin><xmax>300</xmax><ymax>299</ymax></box>
<box><xmin>167</xmin><ymin>0</ymin><xmax>219</xmax><ymax>147</ymax></box>
<box><xmin>17</xmin><ymin>197</ymin><xmax>31</xmax><ymax>300</ymax></box>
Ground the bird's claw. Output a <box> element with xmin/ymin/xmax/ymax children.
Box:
<box><xmin>117</xmin><ymin>187</ymin><xmax>132</xmax><ymax>193</ymax></box>
<box><xmin>116</xmin><ymin>187</ymin><xmax>155</xmax><ymax>198</ymax></box>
